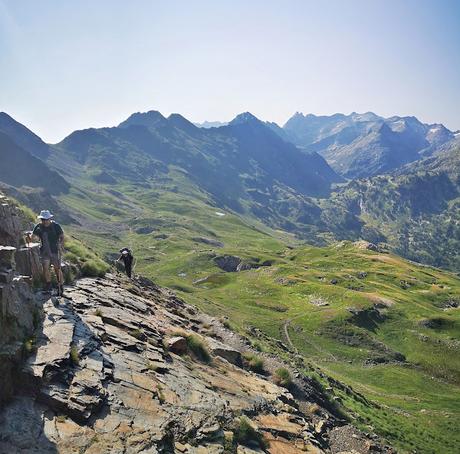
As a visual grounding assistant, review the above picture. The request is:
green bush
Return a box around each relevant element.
[186,334,211,363]
[273,367,292,388]
[64,237,109,277]
[251,340,264,352]
[242,352,265,373]
[70,345,80,365]
[81,259,108,277]
[233,416,269,450]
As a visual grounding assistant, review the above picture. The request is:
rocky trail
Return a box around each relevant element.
[0,193,396,453]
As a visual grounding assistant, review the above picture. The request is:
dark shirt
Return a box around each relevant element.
[120,253,133,267]
[32,222,63,254]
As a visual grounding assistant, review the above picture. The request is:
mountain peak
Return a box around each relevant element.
[167,113,197,131]
[118,110,167,129]
[229,112,261,126]
[0,112,16,123]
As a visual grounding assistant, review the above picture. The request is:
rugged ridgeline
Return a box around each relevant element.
[282,112,457,179]
[321,145,460,269]
[2,110,460,270]
[0,199,395,453]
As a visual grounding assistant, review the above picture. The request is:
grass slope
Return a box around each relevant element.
[59,176,460,454]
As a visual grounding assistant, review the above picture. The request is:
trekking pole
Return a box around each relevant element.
[23,230,34,276]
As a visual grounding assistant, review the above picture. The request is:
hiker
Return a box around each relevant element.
[28,210,65,296]
[117,247,134,278]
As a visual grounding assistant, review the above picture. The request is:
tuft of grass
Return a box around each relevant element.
[186,334,211,363]
[70,345,80,365]
[221,317,232,329]
[23,336,37,354]
[94,308,103,317]
[306,403,321,415]
[129,329,144,340]
[242,352,265,374]
[81,260,108,278]
[146,362,159,371]
[251,340,265,352]
[64,237,109,278]
[223,431,235,453]
[233,416,269,450]
[156,384,165,403]
[273,367,292,388]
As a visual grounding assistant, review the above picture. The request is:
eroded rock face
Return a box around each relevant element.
[0,194,23,246]
[0,275,306,452]
[0,194,39,406]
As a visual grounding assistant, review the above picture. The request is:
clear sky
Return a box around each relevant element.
[1,0,459,143]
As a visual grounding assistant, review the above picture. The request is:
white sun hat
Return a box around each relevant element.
[37,210,54,220]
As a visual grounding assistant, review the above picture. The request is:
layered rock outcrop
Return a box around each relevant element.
[0,272,394,453]
[0,194,40,406]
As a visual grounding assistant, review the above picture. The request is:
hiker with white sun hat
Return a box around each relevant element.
[28,210,65,296]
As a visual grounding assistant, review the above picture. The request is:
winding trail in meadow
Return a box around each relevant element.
[283,312,338,361]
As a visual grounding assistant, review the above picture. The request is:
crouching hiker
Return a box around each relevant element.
[117,247,134,278]
[28,210,65,296]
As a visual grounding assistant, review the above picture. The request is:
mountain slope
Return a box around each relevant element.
[0,131,69,195]
[61,183,460,454]
[0,194,397,454]
[54,110,341,226]
[0,114,459,453]
[0,112,51,159]
[282,112,455,178]
[321,145,460,269]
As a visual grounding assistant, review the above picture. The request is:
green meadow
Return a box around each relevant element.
[60,177,460,453]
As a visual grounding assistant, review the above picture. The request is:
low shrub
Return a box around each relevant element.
[70,345,80,365]
[186,334,211,363]
[242,352,264,373]
[129,329,144,340]
[273,367,292,388]
[81,259,108,277]
[64,237,109,278]
[233,416,269,450]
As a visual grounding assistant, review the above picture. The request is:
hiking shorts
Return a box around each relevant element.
[41,252,61,270]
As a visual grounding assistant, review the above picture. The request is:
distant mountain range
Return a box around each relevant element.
[194,120,228,129]
[54,110,341,225]
[281,111,457,179]
[0,109,459,269]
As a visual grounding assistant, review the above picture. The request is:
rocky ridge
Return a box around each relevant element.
[0,273,395,453]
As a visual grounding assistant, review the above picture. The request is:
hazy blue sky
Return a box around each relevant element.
[1,0,459,142]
